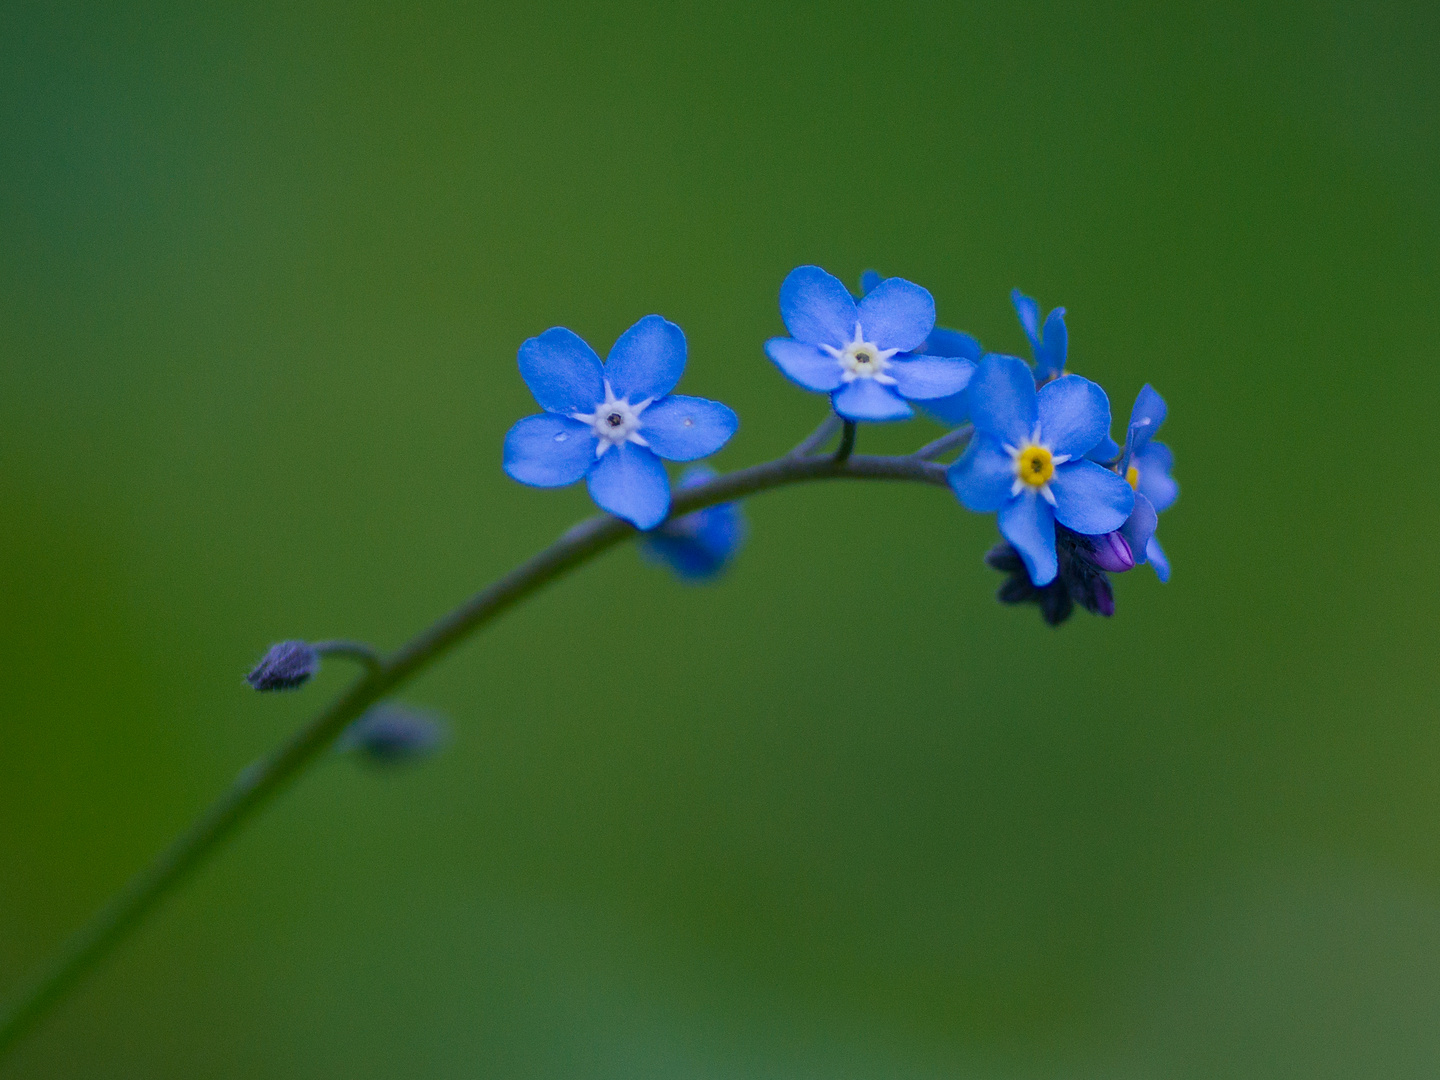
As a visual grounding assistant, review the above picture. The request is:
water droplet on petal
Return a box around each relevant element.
[554,432,569,442]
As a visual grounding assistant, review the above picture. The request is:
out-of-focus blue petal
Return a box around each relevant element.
[639,395,738,461]
[1132,441,1178,512]
[1011,288,1042,348]
[641,467,747,582]
[968,353,1039,445]
[1087,434,1121,463]
[1127,383,1168,453]
[832,378,914,421]
[503,414,598,487]
[765,338,844,392]
[1147,536,1171,582]
[1120,492,1158,564]
[518,327,605,414]
[1036,374,1111,458]
[888,356,974,400]
[856,277,935,352]
[1048,460,1134,534]
[604,314,687,402]
[923,327,984,361]
[586,442,671,530]
[779,265,857,348]
[1034,307,1068,379]
[999,494,1057,585]
[919,390,969,426]
[947,434,1015,512]
[859,269,883,296]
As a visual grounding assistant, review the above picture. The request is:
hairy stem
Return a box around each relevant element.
[834,420,857,463]
[0,451,947,1057]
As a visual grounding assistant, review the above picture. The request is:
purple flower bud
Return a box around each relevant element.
[1090,575,1115,617]
[246,640,319,691]
[340,704,447,763]
[1089,531,1134,574]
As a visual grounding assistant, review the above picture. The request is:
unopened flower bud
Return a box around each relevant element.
[1088,531,1134,574]
[246,640,319,691]
[340,704,447,763]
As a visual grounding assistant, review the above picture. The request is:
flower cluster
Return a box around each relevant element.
[502,266,1177,621]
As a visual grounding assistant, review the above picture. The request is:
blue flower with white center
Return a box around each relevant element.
[639,465,747,582]
[1119,383,1178,581]
[503,315,738,531]
[764,265,975,423]
[1012,288,1068,384]
[947,353,1135,585]
[860,269,983,425]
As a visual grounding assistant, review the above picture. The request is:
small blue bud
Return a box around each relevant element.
[340,704,447,763]
[246,640,319,691]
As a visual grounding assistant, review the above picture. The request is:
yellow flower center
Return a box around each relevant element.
[1016,445,1055,488]
[1125,465,1140,489]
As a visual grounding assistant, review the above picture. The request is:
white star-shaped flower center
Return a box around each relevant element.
[822,323,900,384]
[1003,426,1071,507]
[572,379,654,459]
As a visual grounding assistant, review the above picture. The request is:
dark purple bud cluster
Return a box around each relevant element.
[985,527,1131,626]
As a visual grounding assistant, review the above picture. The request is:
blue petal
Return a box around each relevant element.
[586,442,671,530]
[641,466,747,582]
[947,433,1014,512]
[1036,374,1111,459]
[888,356,974,400]
[1086,434,1121,463]
[859,269,883,296]
[1127,383,1168,453]
[1120,491,1158,564]
[517,327,605,414]
[832,378,914,422]
[923,327,984,361]
[1132,441,1178,512]
[919,389,970,426]
[999,494,1057,585]
[502,414,598,487]
[765,338,843,392]
[856,277,935,352]
[1034,307,1067,379]
[1147,536,1171,582]
[1048,460,1134,534]
[779,265,857,348]
[605,314,687,402]
[639,395,738,461]
[967,353,1038,445]
[1011,289,1042,348]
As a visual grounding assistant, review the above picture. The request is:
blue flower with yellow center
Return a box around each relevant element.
[1119,383,1177,580]
[947,353,1135,585]
[503,315,738,531]
[764,265,975,422]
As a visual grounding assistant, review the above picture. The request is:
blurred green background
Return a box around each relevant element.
[2,0,1438,1075]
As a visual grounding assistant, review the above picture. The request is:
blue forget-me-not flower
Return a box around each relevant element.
[503,315,738,531]
[948,353,1135,585]
[1012,288,1068,384]
[639,465,747,582]
[860,269,982,426]
[1119,383,1177,581]
[765,266,975,423]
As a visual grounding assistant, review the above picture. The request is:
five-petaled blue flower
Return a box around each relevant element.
[639,465,747,582]
[503,315,738,531]
[1012,288,1068,384]
[765,265,974,423]
[948,353,1135,585]
[1119,383,1177,581]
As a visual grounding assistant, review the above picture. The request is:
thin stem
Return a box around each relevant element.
[912,424,973,462]
[834,420,857,463]
[787,412,841,457]
[0,450,948,1058]
[311,639,382,673]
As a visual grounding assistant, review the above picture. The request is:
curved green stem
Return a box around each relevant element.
[0,450,947,1058]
